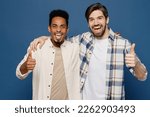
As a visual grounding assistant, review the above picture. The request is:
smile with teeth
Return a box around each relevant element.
[56,33,62,38]
[94,27,100,30]
[93,26,102,30]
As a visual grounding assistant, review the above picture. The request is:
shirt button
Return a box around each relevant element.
[48,85,50,87]
[50,74,52,76]
[53,52,55,54]
[47,96,49,99]
[51,63,53,65]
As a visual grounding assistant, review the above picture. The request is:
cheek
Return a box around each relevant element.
[49,29,55,33]
[62,29,68,34]
[101,20,107,25]
[88,22,93,27]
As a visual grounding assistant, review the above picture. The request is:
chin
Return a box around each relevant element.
[93,33,101,37]
[55,39,61,42]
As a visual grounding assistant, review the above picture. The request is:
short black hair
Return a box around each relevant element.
[49,9,69,26]
[85,3,108,21]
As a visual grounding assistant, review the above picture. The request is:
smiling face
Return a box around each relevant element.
[48,16,68,47]
[88,10,109,38]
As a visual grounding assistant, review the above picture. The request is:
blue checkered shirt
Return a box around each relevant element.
[70,28,146,100]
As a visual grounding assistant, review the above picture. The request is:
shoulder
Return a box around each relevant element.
[33,38,51,54]
[109,29,131,45]
[63,40,79,53]
[40,37,52,48]
[115,36,131,45]
[81,31,91,36]
[64,40,79,48]
[81,31,92,39]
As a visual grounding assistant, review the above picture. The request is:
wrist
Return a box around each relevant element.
[134,57,140,68]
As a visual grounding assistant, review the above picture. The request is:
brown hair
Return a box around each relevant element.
[85,3,108,21]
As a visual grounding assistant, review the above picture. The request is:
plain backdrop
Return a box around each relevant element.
[0,0,149,100]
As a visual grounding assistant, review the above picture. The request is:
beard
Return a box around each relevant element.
[91,24,107,38]
[51,38,64,48]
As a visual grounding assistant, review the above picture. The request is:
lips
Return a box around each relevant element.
[93,27,100,30]
[55,33,62,39]
[92,25,102,30]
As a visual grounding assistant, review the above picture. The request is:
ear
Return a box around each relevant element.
[106,17,109,24]
[48,26,51,33]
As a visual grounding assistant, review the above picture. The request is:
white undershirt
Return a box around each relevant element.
[83,38,108,100]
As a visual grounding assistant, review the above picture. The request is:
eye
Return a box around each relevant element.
[62,25,67,28]
[89,18,94,22]
[51,24,57,28]
[97,16,103,20]
[60,25,67,29]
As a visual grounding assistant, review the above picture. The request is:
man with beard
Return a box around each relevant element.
[29,3,147,100]
[16,9,80,100]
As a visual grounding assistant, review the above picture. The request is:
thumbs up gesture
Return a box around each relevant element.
[125,43,137,67]
[26,51,36,71]
[20,51,36,75]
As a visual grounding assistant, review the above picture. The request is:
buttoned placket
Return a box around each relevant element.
[47,45,55,99]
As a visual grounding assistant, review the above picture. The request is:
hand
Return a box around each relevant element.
[29,36,48,52]
[115,32,121,36]
[20,51,36,75]
[115,32,121,39]
[125,43,137,67]
[26,51,36,71]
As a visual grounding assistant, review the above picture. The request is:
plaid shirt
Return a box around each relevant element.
[71,28,146,100]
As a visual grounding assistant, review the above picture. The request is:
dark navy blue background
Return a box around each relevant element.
[0,0,149,99]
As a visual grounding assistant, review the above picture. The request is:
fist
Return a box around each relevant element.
[125,43,137,67]
[26,51,36,71]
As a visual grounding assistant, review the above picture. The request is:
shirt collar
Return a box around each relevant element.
[108,28,116,41]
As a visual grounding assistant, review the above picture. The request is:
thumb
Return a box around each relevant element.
[130,43,135,54]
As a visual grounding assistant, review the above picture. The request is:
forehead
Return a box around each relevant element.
[51,16,66,24]
[89,10,104,18]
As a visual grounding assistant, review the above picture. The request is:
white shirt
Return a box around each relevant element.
[16,37,81,100]
[83,38,108,100]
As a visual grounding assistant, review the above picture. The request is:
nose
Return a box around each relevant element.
[94,19,99,25]
[56,26,61,32]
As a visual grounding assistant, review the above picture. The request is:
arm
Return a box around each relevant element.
[69,35,81,43]
[29,35,81,50]
[29,36,48,51]
[70,32,95,43]
[16,49,36,80]
[133,57,147,80]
